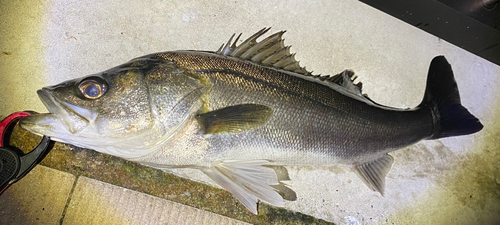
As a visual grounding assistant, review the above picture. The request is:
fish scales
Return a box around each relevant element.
[19,28,483,214]
[152,51,435,163]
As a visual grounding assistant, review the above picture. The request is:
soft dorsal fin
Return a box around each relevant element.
[312,70,363,97]
[216,27,309,75]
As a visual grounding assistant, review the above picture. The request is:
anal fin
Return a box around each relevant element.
[201,160,284,214]
[353,154,394,196]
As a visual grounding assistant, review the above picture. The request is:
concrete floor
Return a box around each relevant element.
[1,0,499,224]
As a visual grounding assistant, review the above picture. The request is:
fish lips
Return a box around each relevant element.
[20,88,94,136]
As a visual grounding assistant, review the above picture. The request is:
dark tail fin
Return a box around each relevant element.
[418,56,483,139]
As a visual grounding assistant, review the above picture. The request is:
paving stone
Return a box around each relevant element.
[0,166,75,225]
[63,176,250,225]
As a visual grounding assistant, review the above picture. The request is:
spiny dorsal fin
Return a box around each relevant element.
[216,27,309,75]
[216,29,377,104]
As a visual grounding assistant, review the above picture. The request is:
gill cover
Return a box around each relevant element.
[21,57,209,159]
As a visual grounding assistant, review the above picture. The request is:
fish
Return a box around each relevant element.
[20,28,483,214]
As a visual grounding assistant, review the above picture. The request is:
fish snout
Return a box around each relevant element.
[31,88,92,134]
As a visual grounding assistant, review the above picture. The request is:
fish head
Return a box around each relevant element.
[20,63,162,158]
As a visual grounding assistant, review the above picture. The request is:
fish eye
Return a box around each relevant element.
[78,78,107,99]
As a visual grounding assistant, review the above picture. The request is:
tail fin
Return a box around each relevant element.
[418,56,483,139]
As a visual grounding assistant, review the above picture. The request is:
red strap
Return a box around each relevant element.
[0,112,31,147]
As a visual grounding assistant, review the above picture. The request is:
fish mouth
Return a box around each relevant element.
[20,88,95,136]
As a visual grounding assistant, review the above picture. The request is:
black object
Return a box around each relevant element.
[360,0,500,66]
[0,112,51,195]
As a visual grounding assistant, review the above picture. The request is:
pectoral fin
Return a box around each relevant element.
[201,160,283,214]
[195,104,273,134]
[353,154,394,196]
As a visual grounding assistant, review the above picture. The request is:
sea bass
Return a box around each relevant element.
[20,28,483,214]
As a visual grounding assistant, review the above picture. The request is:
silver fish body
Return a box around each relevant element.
[137,51,432,165]
[20,28,483,214]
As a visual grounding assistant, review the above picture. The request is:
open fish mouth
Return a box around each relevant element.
[20,88,94,136]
